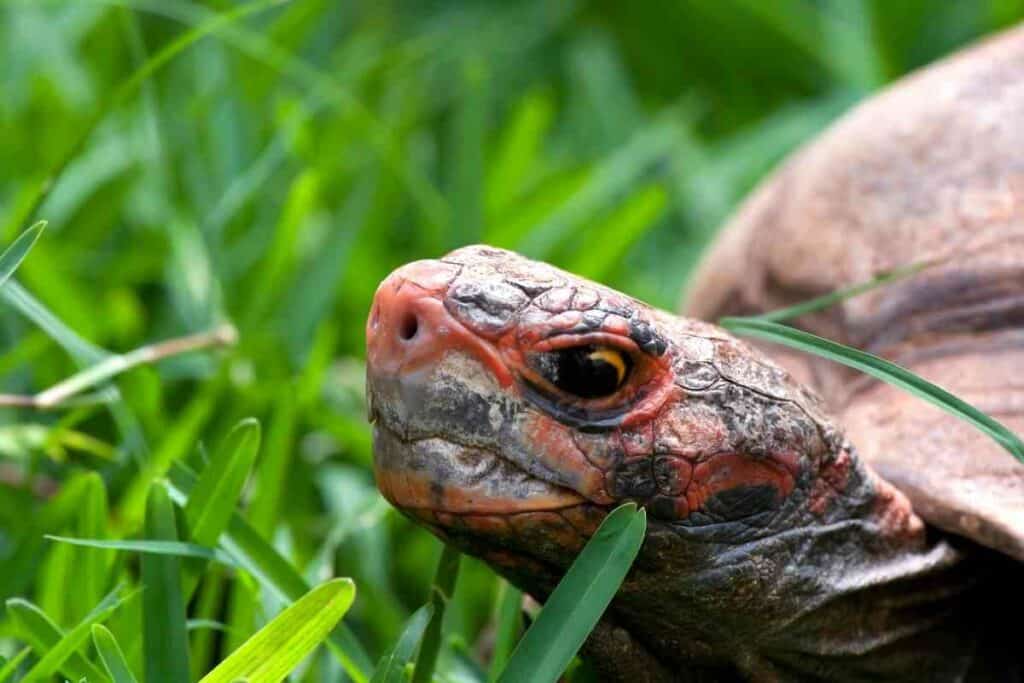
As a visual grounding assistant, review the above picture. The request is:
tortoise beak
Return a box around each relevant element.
[366,259,514,387]
[366,259,461,379]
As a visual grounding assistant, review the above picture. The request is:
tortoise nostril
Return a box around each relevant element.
[398,312,419,341]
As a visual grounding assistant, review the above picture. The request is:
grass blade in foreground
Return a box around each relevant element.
[21,585,135,682]
[142,484,191,683]
[198,578,355,683]
[5,599,108,682]
[0,648,30,683]
[498,503,647,683]
[487,582,523,682]
[0,221,45,289]
[371,604,434,683]
[92,625,139,683]
[186,417,261,546]
[166,462,374,682]
[719,317,1024,462]
[411,545,461,683]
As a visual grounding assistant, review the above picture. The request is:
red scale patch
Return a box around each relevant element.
[684,453,796,517]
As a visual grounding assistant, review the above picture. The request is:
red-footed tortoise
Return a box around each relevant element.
[365,25,1024,682]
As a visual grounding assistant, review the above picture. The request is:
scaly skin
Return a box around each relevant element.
[366,245,1010,682]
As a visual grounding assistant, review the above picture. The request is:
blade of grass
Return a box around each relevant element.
[198,578,356,683]
[22,585,137,682]
[122,373,227,524]
[5,599,109,682]
[0,647,31,683]
[0,221,45,289]
[371,604,434,683]
[562,183,667,281]
[485,89,556,218]
[187,619,235,634]
[73,472,110,626]
[107,0,448,232]
[142,483,191,683]
[0,280,149,461]
[487,582,523,683]
[497,503,646,683]
[92,624,139,683]
[752,260,934,323]
[248,393,296,535]
[165,461,374,682]
[6,0,288,232]
[0,324,237,410]
[447,58,489,246]
[46,535,239,565]
[411,545,461,683]
[185,417,260,546]
[242,170,319,325]
[719,317,1024,462]
[190,566,229,680]
[511,114,682,259]
[0,280,109,365]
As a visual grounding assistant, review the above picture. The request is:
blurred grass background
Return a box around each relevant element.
[0,0,1022,680]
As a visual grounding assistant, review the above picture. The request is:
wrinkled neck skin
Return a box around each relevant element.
[588,454,982,683]
[366,247,992,683]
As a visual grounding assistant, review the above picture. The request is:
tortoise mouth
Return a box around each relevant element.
[372,420,587,515]
[372,420,610,581]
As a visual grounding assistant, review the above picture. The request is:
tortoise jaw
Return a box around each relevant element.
[372,421,587,516]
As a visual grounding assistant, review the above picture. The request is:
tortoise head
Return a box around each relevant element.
[365,246,875,595]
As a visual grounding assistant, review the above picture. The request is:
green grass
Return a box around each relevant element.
[0,1,1021,681]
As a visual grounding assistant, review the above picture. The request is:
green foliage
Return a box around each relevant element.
[0,1,1018,681]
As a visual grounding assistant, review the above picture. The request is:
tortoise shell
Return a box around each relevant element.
[686,25,1024,561]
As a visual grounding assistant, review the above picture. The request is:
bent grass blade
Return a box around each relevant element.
[0,221,45,289]
[751,260,933,323]
[719,317,1024,463]
[92,625,140,683]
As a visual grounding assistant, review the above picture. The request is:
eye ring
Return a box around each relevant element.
[529,344,633,400]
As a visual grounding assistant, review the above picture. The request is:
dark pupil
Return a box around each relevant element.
[543,346,629,399]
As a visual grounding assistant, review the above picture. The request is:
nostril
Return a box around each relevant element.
[398,312,419,341]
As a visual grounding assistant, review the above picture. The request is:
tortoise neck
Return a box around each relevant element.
[609,447,990,681]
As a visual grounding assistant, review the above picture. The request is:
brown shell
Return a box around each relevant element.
[685,26,1024,560]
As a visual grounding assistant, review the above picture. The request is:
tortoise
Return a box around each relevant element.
[365,25,1024,682]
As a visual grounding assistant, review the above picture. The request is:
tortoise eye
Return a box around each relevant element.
[533,345,633,399]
